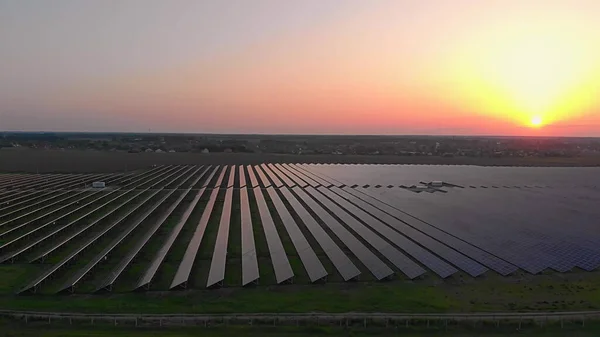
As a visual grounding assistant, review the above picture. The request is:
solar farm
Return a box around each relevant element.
[1,163,599,295]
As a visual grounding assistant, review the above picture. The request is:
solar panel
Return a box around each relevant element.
[0,191,124,264]
[206,187,234,288]
[357,188,517,275]
[266,187,327,282]
[213,166,227,188]
[110,165,172,190]
[16,163,600,293]
[136,167,211,290]
[240,187,259,286]
[9,173,89,190]
[268,164,295,187]
[254,165,272,188]
[301,164,350,187]
[0,190,91,236]
[50,172,118,189]
[0,190,72,219]
[201,165,220,188]
[246,165,259,187]
[35,173,115,190]
[323,187,460,278]
[273,164,306,187]
[18,173,93,188]
[292,164,336,187]
[0,191,54,211]
[0,190,116,253]
[27,166,187,264]
[51,166,192,294]
[96,166,202,292]
[282,164,319,187]
[21,206,122,292]
[390,188,550,274]
[293,186,395,280]
[0,174,42,188]
[227,165,235,188]
[279,188,359,281]
[253,187,294,284]
[0,191,28,205]
[0,190,37,205]
[239,166,247,188]
[0,174,61,189]
[451,188,600,272]
[170,186,220,289]
[337,187,487,277]
[260,164,283,187]
[307,187,421,279]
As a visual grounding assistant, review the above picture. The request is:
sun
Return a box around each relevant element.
[447,26,600,129]
[530,116,543,128]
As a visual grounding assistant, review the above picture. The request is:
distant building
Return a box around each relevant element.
[155,149,164,153]
[223,148,232,153]
[201,148,209,154]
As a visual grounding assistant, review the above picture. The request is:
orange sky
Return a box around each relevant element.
[1,1,600,135]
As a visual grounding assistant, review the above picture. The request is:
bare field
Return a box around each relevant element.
[2,149,600,173]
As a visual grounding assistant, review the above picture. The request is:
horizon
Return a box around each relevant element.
[2,1,600,136]
[3,130,600,140]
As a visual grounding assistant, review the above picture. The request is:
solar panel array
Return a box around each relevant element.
[1,163,599,294]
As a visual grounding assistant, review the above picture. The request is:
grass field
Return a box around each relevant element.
[1,264,600,314]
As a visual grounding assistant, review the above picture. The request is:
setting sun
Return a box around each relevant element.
[446,17,600,133]
[530,116,543,127]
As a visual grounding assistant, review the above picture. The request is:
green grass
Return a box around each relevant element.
[0,281,453,314]
[0,264,44,293]
[3,267,600,314]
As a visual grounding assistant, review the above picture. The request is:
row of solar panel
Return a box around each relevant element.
[2,163,599,295]
[300,164,600,188]
[368,187,600,274]
[0,164,500,295]
[0,163,327,192]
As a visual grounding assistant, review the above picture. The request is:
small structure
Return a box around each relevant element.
[406,185,428,193]
[201,148,209,154]
[430,181,444,187]
[92,181,106,188]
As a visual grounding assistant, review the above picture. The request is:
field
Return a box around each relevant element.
[2,149,600,173]
[0,163,599,318]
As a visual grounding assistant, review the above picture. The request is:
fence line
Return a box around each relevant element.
[2,309,600,328]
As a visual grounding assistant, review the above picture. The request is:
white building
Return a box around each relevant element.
[92,181,106,188]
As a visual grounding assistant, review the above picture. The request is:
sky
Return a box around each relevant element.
[1,0,600,136]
